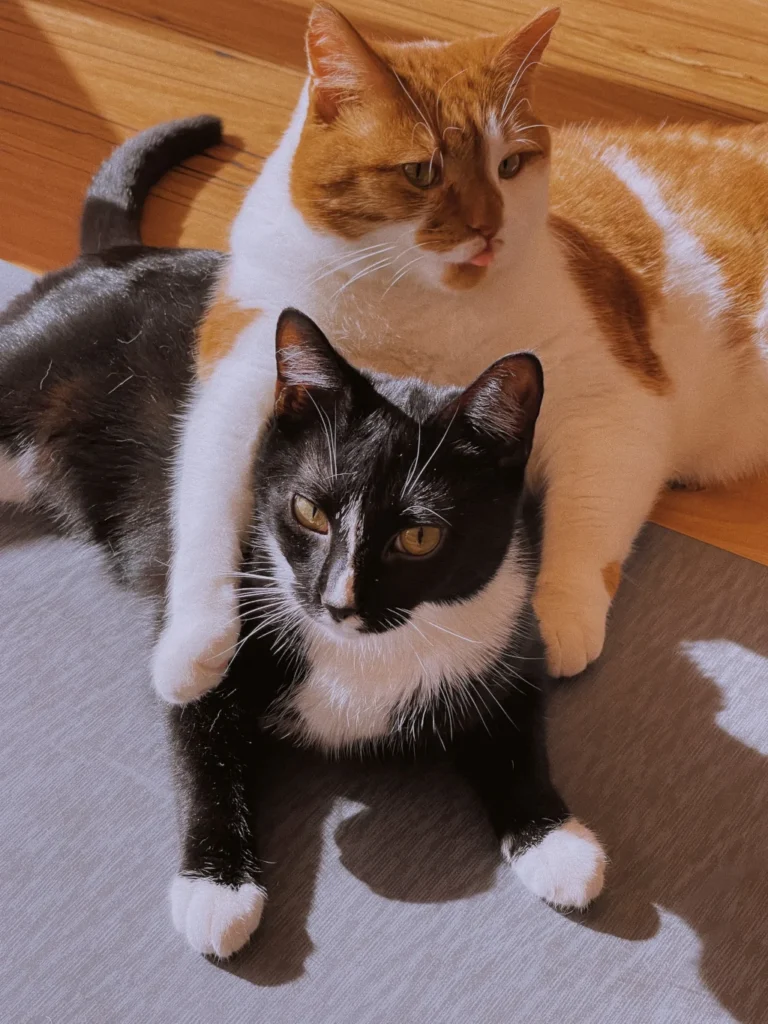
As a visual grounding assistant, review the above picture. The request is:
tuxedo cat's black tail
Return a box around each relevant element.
[80,115,223,255]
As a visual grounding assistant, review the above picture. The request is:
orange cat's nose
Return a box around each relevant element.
[472,223,497,241]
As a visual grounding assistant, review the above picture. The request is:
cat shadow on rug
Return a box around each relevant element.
[222,744,500,987]
[551,527,768,1024]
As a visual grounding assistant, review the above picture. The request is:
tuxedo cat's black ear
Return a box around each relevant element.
[440,352,544,457]
[274,308,354,420]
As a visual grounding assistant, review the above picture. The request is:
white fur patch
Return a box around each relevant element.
[320,497,362,632]
[504,818,607,909]
[170,875,266,959]
[270,543,531,751]
[754,279,768,362]
[600,146,729,318]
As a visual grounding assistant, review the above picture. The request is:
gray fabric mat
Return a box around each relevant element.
[1,513,766,1024]
[0,262,34,306]
[1,262,766,1022]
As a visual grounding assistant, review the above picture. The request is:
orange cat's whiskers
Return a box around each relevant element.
[382,254,427,297]
[499,23,556,121]
[331,255,396,299]
[427,146,442,184]
[434,67,468,122]
[307,244,395,286]
[393,69,437,142]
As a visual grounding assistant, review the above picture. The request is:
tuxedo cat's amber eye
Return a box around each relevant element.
[402,161,440,189]
[292,495,329,535]
[395,525,443,557]
[499,153,523,179]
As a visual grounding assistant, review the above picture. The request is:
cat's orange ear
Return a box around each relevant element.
[492,7,560,90]
[306,4,396,123]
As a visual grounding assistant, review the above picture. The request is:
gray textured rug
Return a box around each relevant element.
[1,264,767,1023]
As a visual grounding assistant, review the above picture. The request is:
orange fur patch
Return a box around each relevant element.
[601,561,622,599]
[550,215,671,395]
[197,292,261,376]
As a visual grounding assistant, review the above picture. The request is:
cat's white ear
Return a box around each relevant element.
[492,7,559,89]
[274,308,350,419]
[306,4,396,122]
[447,352,544,450]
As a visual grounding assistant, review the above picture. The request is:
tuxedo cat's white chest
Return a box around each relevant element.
[269,550,530,752]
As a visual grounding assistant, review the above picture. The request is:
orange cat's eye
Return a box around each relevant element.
[394,525,443,557]
[402,161,441,189]
[498,153,523,179]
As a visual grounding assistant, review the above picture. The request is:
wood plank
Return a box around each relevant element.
[654,477,768,568]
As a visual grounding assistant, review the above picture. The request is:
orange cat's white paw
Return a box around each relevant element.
[533,573,610,678]
[504,818,606,909]
[171,875,266,959]
[152,596,239,704]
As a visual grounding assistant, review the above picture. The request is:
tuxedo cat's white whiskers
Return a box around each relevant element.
[303,388,337,478]
[414,615,481,645]
[476,677,519,730]
[401,422,422,497]
[226,570,280,582]
[402,615,435,649]
[403,407,458,497]
[332,403,338,480]
[460,680,493,735]
[402,503,451,526]
[239,597,287,615]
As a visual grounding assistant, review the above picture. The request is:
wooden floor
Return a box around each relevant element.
[2,0,768,564]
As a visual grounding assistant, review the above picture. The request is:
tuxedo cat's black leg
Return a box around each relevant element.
[453,680,607,910]
[168,669,267,959]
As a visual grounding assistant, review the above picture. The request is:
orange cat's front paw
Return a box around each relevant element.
[533,573,611,678]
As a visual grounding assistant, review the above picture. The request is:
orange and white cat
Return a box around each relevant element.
[153,4,768,703]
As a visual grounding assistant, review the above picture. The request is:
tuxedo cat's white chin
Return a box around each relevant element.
[316,613,365,640]
[503,818,607,910]
[170,875,266,959]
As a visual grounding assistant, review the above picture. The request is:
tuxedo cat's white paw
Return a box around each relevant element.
[504,818,606,909]
[152,598,239,704]
[533,572,611,678]
[170,875,266,959]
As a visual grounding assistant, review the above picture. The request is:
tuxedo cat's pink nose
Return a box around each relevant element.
[325,603,357,623]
